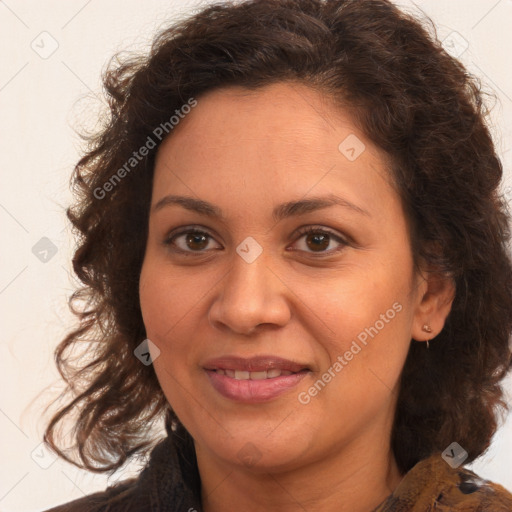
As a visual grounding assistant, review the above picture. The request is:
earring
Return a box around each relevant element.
[422,324,432,349]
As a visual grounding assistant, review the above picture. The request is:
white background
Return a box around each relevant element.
[1,1,511,510]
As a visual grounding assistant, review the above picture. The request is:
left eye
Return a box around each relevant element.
[164,226,347,256]
[291,226,348,255]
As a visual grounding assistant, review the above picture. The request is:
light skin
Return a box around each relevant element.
[139,81,455,512]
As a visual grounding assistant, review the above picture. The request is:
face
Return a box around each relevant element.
[139,82,434,473]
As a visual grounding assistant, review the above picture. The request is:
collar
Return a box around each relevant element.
[135,417,203,512]
[137,420,512,512]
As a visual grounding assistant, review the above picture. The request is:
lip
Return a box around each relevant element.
[202,355,312,403]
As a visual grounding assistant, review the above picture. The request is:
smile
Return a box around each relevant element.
[212,368,296,379]
[202,355,312,402]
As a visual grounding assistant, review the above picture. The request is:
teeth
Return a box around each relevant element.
[214,368,297,379]
[250,371,268,380]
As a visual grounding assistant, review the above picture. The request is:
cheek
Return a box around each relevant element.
[139,262,196,409]
[139,267,186,374]
[139,259,212,380]
[139,258,198,340]
[303,290,411,420]
[139,264,167,338]
[314,269,409,333]
[305,259,413,380]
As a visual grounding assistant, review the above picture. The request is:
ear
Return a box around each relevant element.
[411,269,455,342]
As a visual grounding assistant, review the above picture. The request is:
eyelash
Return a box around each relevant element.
[163,225,349,257]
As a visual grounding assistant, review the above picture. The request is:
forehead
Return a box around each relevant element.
[157,82,355,161]
[152,82,397,220]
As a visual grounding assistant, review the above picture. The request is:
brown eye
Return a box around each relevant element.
[305,232,330,252]
[292,226,348,256]
[164,225,347,257]
[164,228,221,254]
[184,232,209,251]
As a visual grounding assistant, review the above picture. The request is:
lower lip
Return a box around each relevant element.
[205,369,310,403]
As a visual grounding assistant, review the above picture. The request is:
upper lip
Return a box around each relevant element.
[203,355,310,373]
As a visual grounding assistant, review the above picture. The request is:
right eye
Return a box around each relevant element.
[164,227,222,254]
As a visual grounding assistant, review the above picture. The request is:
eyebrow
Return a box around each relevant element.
[152,193,370,222]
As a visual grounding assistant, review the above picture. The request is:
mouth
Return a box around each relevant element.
[202,355,312,403]
[202,354,311,373]
[208,368,304,380]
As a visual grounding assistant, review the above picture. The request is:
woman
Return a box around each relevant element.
[42,0,512,510]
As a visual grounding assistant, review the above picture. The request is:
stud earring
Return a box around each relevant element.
[422,324,432,349]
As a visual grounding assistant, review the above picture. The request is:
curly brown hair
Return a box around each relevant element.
[42,0,512,476]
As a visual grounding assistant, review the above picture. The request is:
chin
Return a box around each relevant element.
[197,428,311,473]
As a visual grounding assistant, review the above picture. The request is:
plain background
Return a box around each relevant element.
[0,1,511,510]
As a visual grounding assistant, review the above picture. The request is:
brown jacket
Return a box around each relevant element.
[44,423,512,511]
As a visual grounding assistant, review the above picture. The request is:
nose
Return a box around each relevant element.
[208,249,292,336]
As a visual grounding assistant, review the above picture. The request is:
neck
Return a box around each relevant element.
[197,434,403,512]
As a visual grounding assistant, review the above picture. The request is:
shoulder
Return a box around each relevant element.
[41,425,201,512]
[374,452,512,511]
[41,477,150,512]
